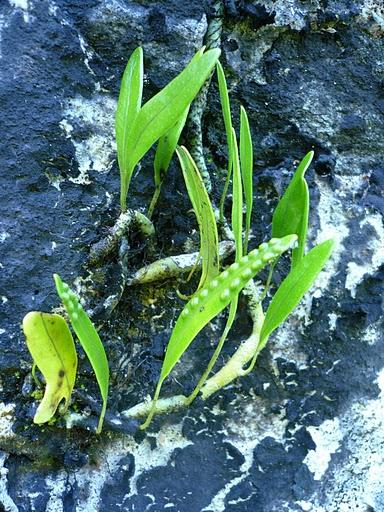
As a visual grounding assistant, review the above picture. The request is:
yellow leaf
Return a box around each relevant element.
[22,312,77,424]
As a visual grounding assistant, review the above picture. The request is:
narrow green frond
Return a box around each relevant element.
[260,239,334,348]
[176,146,220,293]
[272,151,313,268]
[148,108,189,217]
[116,47,144,211]
[217,61,234,223]
[240,106,253,254]
[54,274,109,434]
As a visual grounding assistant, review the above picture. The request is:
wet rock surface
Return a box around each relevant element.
[1,0,383,511]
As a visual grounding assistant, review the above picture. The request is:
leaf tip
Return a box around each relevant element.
[306,150,315,163]
[22,310,37,329]
[208,48,221,61]
[324,237,336,253]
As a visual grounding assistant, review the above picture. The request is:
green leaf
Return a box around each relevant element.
[22,312,77,424]
[154,46,205,198]
[141,234,297,429]
[186,130,243,402]
[177,146,219,292]
[220,128,243,361]
[272,151,313,267]
[231,128,243,260]
[121,47,220,210]
[217,62,233,162]
[259,239,334,348]
[154,107,189,188]
[116,47,143,211]
[240,106,253,254]
[217,61,234,222]
[54,274,109,433]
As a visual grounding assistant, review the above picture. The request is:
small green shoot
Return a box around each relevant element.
[117,47,221,211]
[54,274,109,434]
[240,106,253,254]
[141,234,297,429]
[177,146,220,294]
[22,312,77,424]
[272,151,313,268]
[231,128,243,260]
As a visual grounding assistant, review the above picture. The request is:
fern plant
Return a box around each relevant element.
[116,46,220,211]
[140,63,334,428]
[22,47,334,433]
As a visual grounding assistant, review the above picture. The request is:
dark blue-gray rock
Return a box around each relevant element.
[1,0,383,511]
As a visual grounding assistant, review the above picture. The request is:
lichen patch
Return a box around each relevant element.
[0,403,15,439]
[345,212,384,298]
[9,0,31,23]
[309,362,384,510]
[0,452,18,512]
[44,422,192,511]
[61,95,116,185]
[303,418,343,481]
[202,394,288,512]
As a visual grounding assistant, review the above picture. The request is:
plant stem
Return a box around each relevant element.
[147,185,162,219]
[259,260,276,303]
[126,240,234,286]
[186,0,223,192]
[122,395,188,419]
[140,380,162,429]
[96,399,107,434]
[200,280,264,399]
[88,210,155,266]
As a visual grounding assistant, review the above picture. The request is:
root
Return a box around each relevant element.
[126,240,234,286]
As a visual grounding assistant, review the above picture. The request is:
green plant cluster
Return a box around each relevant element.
[22,47,334,433]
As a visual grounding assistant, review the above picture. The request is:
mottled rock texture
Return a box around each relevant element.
[0,0,383,511]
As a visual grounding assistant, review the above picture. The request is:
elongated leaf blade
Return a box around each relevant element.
[217,61,233,163]
[54,274,109,433]
[122,48,220,207]
[154,107,189,188]
[231,128,243,260]
[217,61,234,220]
[23,312,77,424]
[240,106,253,254]
[160,235,296,384]
[151,47,205,191]
[212,130,243,377]
[116,47,143,210]
[272,151,313,267]
[187,132,243,399]
[260,239,334,347]
[177,146,219,292]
